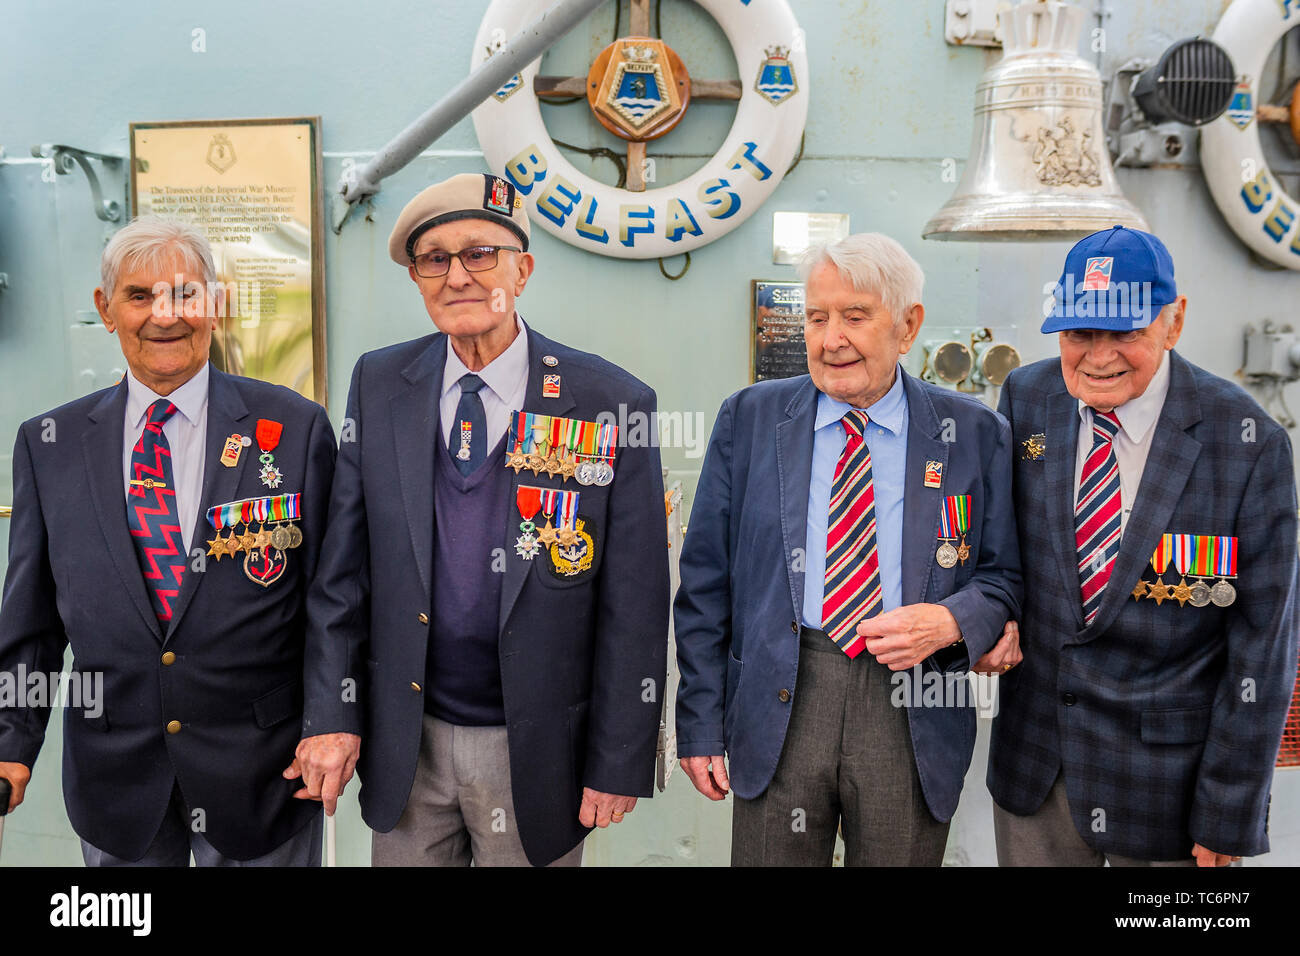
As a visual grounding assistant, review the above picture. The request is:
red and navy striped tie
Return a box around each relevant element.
[822,410,882,658]
[1076,409,1122,625]
[127,399,187,625]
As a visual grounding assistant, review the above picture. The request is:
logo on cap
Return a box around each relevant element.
[1082,256,1113,291]
[486,177,512,216]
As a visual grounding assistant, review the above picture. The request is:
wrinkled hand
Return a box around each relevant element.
[972,620,1024,674]
[680,755,730,801]
[284,733,361,815]
[1192,843,1241,867]
[0,761,31,813]
[857,604,962,671]
[578,788,638,828]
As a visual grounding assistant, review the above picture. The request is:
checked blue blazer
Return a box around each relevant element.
[988,351,1300,860]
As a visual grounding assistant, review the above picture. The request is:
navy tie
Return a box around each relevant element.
[450,374,487,476]
[127,399,187,625]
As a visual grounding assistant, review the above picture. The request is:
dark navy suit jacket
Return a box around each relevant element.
[0,366,336,860]
[303,324,670,867]
[989,352,1300,859]
[674,370,1022,822]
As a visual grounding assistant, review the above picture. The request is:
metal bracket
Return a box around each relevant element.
[944,0,1010,48]
[30,143,123,222]
[332,0,606,234]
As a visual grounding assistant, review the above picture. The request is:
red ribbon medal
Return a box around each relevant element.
[256,419,284,489]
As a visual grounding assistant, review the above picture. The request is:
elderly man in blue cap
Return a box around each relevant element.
[981,225,1299,866]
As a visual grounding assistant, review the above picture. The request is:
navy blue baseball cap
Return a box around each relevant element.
[1042,225,1178,332]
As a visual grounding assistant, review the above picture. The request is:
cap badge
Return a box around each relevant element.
[486,176,513,216]
[1082,256,1113,291]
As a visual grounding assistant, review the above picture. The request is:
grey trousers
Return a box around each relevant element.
[994,774,1197,867]
[731,627,951,867]
[81,782,323,867]
[372,714,584,867]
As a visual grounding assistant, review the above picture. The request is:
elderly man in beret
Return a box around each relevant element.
[295,172,670,866]
[985,225,1300,866]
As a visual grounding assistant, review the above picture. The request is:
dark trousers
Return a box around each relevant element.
[731,627,950,866]
[81,782,323,867]
[994,774,1197,867]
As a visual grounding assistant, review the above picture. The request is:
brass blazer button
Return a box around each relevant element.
[778,689,791,703]
[410,682,422,693]
[161,651,176,666]
[418,613,429,625]
[790,620,798,635]
[166,720,182,734]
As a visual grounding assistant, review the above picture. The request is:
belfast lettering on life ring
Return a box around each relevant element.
[471,0,809,259]
[1200,0,1300,270]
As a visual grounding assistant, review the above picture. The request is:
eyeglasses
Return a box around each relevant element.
[1062,329,1145,346]
[411,245,522,277]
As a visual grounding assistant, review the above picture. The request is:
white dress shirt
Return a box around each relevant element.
[1073,350,1172,536]
[122,363,210,554]
[438,313,530,450]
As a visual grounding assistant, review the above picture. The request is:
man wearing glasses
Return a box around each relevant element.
[294,172,670,866]
[986,225,1299,866]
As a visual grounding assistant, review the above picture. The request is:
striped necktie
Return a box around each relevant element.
[1076,409,1122,625]
[127,399,187,625]
[822,409,881,658]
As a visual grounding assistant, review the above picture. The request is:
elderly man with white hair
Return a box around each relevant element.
[0,215,336,865]
[674,232,1022,866]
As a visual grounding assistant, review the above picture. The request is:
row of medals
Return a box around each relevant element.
[207,521,304,560]
[1133,574,1236,608]
[505,444,613,486]
[936,536,970,569]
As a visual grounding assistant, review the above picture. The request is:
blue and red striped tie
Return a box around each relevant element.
[822,410,882,658]
[1076,409,1122,625]
[127,399,187,625]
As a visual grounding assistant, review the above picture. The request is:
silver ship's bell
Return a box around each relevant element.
[924,0,1148,241]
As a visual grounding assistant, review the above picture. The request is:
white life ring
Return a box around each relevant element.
[1200,0,1300,270]
[471,0,809,260]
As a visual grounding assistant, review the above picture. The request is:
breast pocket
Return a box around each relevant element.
[534,510,604,588]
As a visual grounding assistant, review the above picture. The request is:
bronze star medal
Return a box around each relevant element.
[207,535,228,561]
[254,523,273,551]
[1171,578,1194,607]
[1147,576,1173,606]
[1131,578,1149,601]
[1146,534,1174,606]
[536,519,559,547]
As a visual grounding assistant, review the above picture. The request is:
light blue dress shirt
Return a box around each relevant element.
[801,366,909,629]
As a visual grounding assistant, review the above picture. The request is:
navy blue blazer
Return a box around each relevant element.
[674,370,1022,821]
[302,324,670,867]
[988,352,1300,859]
[0,366,336,860]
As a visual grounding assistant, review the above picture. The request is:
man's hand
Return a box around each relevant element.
[972,620,1024,674]
[285,733,361,816]
[0,762,31,813]
[578,788,638,828]
[680,755,730,800]
[857,604,962,671]
[1192,843,1241,867]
